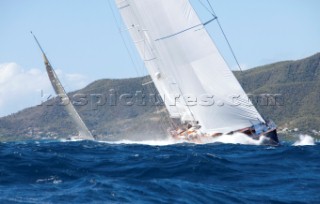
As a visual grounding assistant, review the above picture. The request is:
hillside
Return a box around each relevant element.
[235,53,320,132]
[0,53,319,141]
[0,77,168,141]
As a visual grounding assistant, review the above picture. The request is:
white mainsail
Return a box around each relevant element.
[115,0,264,134]
[115,0,189,119]
[32,33,94,140]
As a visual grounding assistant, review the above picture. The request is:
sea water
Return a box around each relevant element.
[0,135,319,203]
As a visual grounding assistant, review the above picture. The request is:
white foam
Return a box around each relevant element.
[59,138,87,142]
[206,133,268,145]
[293,135,316,146]
[97,133,268,146]
[97,138,180,146]
[36,176,62,184]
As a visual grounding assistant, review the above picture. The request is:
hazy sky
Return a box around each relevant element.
[0,0,319,116]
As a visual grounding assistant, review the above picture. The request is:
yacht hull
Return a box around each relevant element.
[170,126,279,145]
[264,129,279,145]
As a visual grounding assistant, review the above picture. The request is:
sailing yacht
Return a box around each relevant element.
[31,32,94,141]
[114,0,279,144]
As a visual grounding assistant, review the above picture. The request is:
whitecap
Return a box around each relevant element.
[97,138,179,146]
[205,133,269,145]
[95,133,270,146]
[293,135,315,146]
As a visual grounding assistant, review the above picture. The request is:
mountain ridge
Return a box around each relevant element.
[0,53,319,141]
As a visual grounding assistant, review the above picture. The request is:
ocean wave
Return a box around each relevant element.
[0,140,319,203]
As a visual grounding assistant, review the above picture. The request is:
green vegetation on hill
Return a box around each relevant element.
[0,53,319,141]
[235,53,320,131]
[0,77,169,141]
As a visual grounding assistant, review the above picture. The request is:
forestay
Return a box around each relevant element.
[115,0,264,134]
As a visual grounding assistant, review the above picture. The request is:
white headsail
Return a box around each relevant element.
[115,0,264,134]
[32,33,94,140]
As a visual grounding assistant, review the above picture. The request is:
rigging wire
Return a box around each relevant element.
[125,2,173,131]
[108,0,173,132]
[198,0,243,72]
[133,4,198,125]
[107,0,142,77]
[124,1,189,130]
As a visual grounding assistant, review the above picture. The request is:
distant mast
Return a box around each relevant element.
[31,32,94,140]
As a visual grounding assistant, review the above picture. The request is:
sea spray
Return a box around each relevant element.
[62,133,318,146]
[97,133,270,146]
[207,133,269,145]
[99,138,179,146]
[293,135,316,146]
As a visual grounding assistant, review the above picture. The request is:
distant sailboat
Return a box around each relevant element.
[114,0,279,144]
[31,32,94,141]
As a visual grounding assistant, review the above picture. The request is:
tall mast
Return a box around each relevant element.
[31,32,94,140]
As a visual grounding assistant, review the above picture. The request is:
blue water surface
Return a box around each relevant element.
[0,140,319,203]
